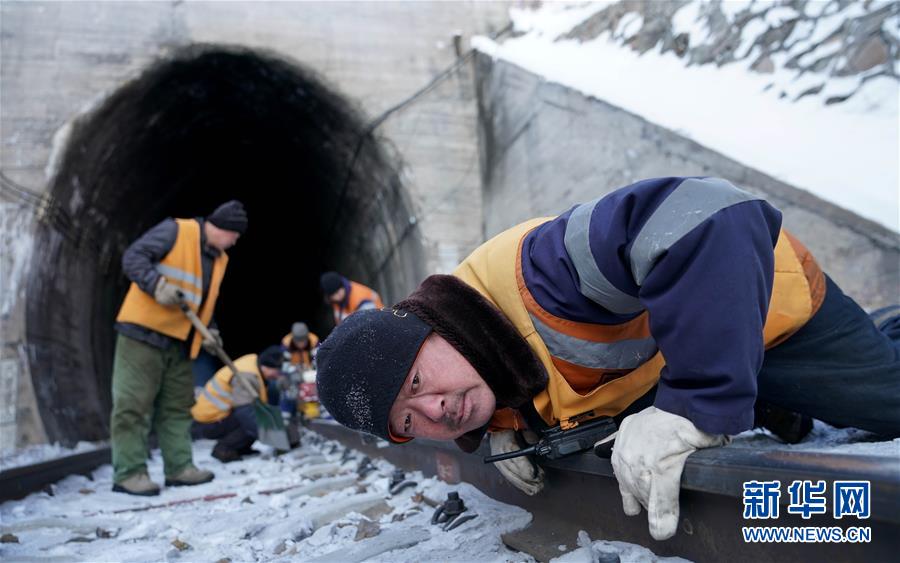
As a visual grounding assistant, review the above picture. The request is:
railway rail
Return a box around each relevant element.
[0,448,111,502]
[3,425,898,561]
[310,419,900,562]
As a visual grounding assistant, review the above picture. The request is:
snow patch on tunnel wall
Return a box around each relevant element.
[0,203,35,318]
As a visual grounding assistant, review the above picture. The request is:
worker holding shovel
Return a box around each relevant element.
[181,300,296,460]
[191,345,290,462]
[110,200,247,496]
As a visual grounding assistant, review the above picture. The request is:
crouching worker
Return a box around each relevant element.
[192,346,284,462]
[315,177,900,542]
[282,322,319,370]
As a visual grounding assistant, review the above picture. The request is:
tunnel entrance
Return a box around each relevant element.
[26,45,425,443]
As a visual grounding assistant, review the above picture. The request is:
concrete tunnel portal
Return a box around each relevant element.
[25,45,426,444]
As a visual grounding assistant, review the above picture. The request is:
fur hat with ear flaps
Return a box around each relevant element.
[316,274,548,453]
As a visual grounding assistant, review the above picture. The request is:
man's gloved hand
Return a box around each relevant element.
[611,406,729,540]
[231,371,259,406]
[489,429,545,496]
[202,328,224,354]
[153,277,182,306]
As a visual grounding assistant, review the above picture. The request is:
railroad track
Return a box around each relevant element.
[3,426,898,561]
[0,448,111,502]
[310,419,900,562]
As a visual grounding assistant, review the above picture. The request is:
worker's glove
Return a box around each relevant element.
[489,429,545,496]
[231,371,259,406]
[611,406,729,540]
[153,277,182,306]
[202,328,224,354]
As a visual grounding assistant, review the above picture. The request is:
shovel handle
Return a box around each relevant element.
[176,293,258,399]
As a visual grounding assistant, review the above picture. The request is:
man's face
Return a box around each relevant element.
[327,287,347,304]
[260,365,281,380]
[388,333,495,441]
[205,223,240,251]
[292,336,309,349]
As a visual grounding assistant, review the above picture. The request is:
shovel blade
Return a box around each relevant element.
[253,400,291,451]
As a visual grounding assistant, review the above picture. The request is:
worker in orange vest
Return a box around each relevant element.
[110,200,247,496]
[320,271,383,326]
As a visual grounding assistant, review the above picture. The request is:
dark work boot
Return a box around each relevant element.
[212,443,242,463]
[237,445,260,457]
[754,401,813,444]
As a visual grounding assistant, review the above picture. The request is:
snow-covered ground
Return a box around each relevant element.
[0,433,683,562]
[733,419,900,457]
[0,441,105,472]
[473,1,899,232]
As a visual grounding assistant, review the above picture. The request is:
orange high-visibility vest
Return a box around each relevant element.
[116,218,228,359]
[191,354,268,423]
[281,332,320,369]
[454,218,824,430]
[332,281,383,325]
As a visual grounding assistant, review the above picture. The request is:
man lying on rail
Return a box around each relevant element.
[314,177,900,541]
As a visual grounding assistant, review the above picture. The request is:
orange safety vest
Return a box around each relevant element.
[191,354,268,424]
[333,281,384,325]
[281,332,320,369]
[116,218,228,359]
[454,218,825,430]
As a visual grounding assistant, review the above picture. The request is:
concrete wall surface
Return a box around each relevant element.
[473,53,900,310]
[1,1,510,447]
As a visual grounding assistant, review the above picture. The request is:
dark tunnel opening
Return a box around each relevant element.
[25,45,426,444]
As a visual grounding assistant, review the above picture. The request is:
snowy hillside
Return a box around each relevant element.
[473,0,899,231]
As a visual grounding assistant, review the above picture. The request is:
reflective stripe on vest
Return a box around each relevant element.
[629,177,762,285]
[201,387,230,411]
[191,354,267,424]
[455,201,824,429]
[529,313,657,370]
[116,218,228,359]
[156,264,202,306]
[564,199,643,315]
[564,177,762,315]
[209,377,233,401]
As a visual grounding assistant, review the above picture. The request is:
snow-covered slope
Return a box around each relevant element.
[474,1,899,232]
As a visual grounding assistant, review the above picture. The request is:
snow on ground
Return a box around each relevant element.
[472,2,899,232]
[0,441,105,471]
[553,530,690,563]
[732,419,900,458]
[0,432,682,562]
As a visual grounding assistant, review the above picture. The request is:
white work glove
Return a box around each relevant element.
[153,276,182,306]
[489,429,545,496]
[231,371,260,407]
[202,328,224,354]
[611,406,729,540]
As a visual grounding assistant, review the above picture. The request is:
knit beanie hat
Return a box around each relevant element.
[316,307,431,442]
[291,322,310,341]
[257,345,284,369]
[207,200,248,234]
[320,271,345,295]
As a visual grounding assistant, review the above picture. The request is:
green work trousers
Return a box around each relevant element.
[110,334,194,482]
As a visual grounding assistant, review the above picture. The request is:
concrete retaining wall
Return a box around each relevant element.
[473,53,900,310]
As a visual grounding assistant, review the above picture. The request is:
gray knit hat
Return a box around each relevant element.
[291,322,310,341]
